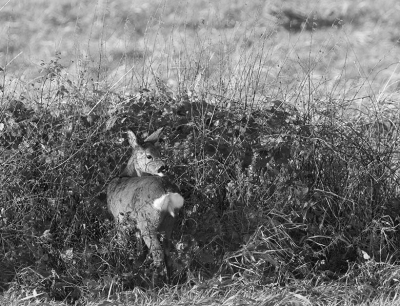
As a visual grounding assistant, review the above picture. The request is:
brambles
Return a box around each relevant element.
[1,61,400,302]
[1,0,400,304]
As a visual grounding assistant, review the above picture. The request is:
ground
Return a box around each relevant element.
[1,0,400,305]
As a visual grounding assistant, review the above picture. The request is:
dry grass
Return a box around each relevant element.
[1,0,399,99]
[1,0,400,305]
[2,280,400,306]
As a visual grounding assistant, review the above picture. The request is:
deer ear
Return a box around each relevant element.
[144,127,163,144]
[126,130,139,148]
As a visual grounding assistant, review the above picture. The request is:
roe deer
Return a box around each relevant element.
[107,128,184,278]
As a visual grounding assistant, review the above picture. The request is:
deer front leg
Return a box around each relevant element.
[141,227,167,286]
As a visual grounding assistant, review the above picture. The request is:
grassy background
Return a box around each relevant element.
[2,0,400,100]
[1,0,400,305]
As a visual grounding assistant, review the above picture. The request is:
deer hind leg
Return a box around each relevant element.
[141,228,164,265]
[157,213,176,280]
[164,239,173,280]
[161,228,173,280]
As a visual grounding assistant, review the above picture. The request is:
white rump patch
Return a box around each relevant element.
[153,193,184,217]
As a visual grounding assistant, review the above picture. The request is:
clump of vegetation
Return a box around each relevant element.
[1,0,400,305]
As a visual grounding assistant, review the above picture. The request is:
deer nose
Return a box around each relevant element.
[158,165,169,174]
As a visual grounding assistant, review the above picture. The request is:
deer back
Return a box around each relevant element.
[107,176,181,228]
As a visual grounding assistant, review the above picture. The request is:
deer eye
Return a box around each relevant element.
[146,155,153,160]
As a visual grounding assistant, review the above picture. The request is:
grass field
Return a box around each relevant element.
[1,0,400,305]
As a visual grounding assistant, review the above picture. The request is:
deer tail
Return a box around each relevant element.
[153,193,184,217]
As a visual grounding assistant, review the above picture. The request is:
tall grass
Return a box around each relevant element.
[1,0,400,305]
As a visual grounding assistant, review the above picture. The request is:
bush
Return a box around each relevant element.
[1,54,400,302]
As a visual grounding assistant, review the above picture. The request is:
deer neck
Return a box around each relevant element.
[120,155,140,177]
